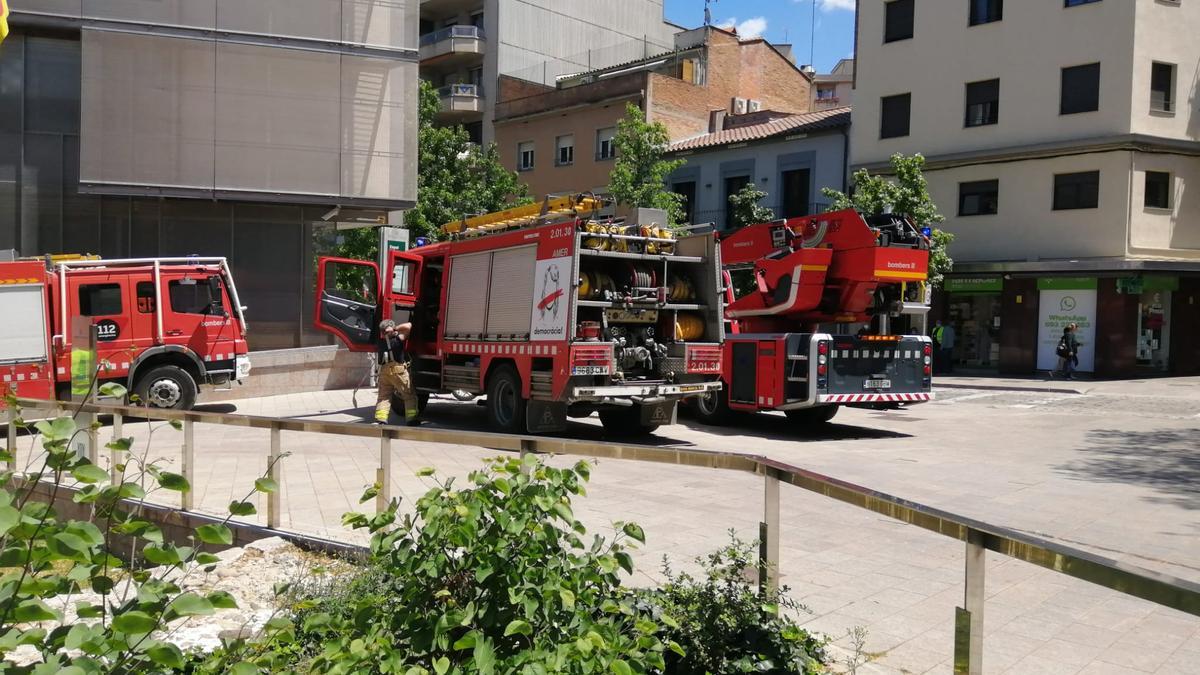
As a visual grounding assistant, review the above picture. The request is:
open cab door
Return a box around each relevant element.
[314,257,381,352]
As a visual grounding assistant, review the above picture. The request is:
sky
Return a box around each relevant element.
[662,0,857,73]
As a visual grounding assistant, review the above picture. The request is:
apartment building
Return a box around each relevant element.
[493,26,813,200]
[1,1,419,351]
[811,58,854,110]
[852,0,1200,377]
[418,0,678,144]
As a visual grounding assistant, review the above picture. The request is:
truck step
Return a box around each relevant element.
[787,355,808,361]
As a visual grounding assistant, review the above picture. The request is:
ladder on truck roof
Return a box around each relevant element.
[441,194,607,237]
[50,257,249,345]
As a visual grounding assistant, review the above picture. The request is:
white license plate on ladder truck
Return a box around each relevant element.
[864,379,892,389]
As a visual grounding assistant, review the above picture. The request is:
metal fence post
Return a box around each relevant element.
[760,469,781,597]
[954,529,986,675]
[5,407,16,471]
[376,432,392,513]
[109,412,123,483]
[181,419,194,511]
[267,422,281,529]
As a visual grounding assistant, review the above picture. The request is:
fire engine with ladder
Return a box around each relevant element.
[314,195,724,435]
[0,254,251,409]
[692,208,935,425]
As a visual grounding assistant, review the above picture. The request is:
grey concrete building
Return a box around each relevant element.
[419,0,679,144]
[1,1,419,351]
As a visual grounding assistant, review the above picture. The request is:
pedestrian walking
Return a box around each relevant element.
[1051,325,1080,380]
[932,320,956,374]
[374,319,421,426]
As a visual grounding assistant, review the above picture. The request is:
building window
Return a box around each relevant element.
[1060,63,1100,115]
[1064,0,1100,6]
[673,181,697,225]
[517,141,534,171]
[79,283,123,317]
[880,93,911,139]
[555,135,574,166]
[1053,171,1100,210]
[969,0,1002,25]
[1151,62,1175,113]
[724,175,750,230]
[1145,171,1171,209]
[965,79,999,127]
[884,0,915,43]
[958,180,999,216]
[816,86,838,101]
[596,127,616,160]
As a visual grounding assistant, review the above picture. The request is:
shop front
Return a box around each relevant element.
[940,266,1198,378]
[942,276,1004,372]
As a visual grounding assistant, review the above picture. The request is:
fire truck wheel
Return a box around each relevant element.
[692,387,732,425]
[134,366,197,411]
[485,365,526,433]
[784,405,839,425]
[598,408,659,436]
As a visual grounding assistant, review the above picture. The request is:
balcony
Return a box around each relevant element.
[419,25,486,66]
[437,83,485,119]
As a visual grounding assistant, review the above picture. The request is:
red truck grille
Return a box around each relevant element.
[685,345,722,374]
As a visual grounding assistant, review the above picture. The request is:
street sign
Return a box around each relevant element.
[381,227,410,254]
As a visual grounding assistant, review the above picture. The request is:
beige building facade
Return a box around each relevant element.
[852,0,1200,377]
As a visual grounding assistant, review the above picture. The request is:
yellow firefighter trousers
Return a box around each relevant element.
[375,361,418,423]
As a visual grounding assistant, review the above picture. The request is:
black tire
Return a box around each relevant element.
[485,365,526,433]
[598,407,660,436]
[784,405,838,425]
[692,384,732,426]
[133,365,198,411]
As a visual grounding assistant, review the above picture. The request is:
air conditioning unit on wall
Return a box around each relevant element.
[732,97,748,114]
[747,99,762,112]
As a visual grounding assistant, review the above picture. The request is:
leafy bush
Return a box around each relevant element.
[0,385,284,673]
[286,455,673,674]
[638,535,826,674]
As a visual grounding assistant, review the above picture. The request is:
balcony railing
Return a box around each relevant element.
[437,83,483,98]
[420,25,485,47]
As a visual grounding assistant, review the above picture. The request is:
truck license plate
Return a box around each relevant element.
[864,379,891,389]
[571,365,610,376]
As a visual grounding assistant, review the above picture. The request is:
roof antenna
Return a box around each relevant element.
[704,0,717,27]
[810,0,817,67]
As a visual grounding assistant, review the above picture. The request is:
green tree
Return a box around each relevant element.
[608,103,686,226]
[822,153,955,287]
[727,183,776,230]
[337,80,531,260]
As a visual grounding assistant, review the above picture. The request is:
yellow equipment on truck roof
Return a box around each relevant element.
[441,194,607,237]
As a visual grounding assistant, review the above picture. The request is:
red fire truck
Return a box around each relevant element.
[314,196,724,435]
[693,209,934,425]
[0,256,251,409]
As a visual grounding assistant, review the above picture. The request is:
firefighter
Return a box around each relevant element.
[375,319,421,426]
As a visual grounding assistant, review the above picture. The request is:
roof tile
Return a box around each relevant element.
[669,107,851,152]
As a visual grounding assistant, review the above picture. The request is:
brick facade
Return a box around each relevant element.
[649,30,810,140]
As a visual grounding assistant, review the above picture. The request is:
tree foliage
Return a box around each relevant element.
[337,80,531,261]
[727,183,776,231]
[822,153,955,287]
[608,104,686,226]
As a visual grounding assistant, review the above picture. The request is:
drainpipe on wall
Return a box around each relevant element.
[1126,150,1134,258]
[840,126,850,193]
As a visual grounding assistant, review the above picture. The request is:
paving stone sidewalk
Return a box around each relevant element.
[13,388,1198,674]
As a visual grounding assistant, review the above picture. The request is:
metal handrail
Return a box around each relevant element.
[437,83,483,98]
[420,25,486,47]
[8,396,1200,673]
